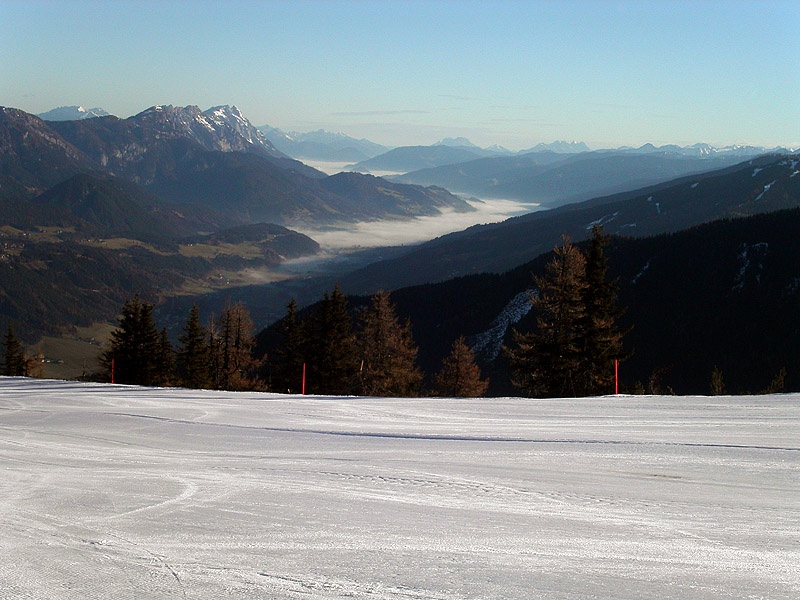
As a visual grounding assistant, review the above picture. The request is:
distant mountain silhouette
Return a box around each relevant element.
[1,105,469,228]
[394,151,758,205]
[260,126,389,162]
[338,154,800,292]
[38,106,111,121]
[346,145,487,173]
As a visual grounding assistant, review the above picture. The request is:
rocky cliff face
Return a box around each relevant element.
[130,104,285,158]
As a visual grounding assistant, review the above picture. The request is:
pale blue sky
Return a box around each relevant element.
[2,0,797,149]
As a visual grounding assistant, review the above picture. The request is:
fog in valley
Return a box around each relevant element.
[294,197,539,252]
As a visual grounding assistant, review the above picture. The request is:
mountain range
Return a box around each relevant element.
[257,167,800,396]
[334,154,800,293]
[0,104,470,340]
[37,105,111,121]
[259,126,389,163]
[1,105,469,226]
[392,150,773,206]
[5,102,800,394]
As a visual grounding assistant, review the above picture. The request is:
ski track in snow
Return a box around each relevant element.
[0,377,798,599]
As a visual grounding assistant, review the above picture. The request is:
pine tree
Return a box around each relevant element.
[177,304,212,389]
[710,365,725,395]
[763,367,787,394]
[577,226,629,395]
[302,285,359,395]
[3,323,27,377]
[155,328,176,387]
[101,295,162,386]
[506,237,588,397]
[270,299,306,393]
[432,336,489,397]
[216,301,262,391]
[206,314,223,389]
[358,290,423,397]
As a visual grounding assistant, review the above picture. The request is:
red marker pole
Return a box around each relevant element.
[301,362,306,396]
[614,359,619,395]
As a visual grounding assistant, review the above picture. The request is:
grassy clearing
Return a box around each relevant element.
[176,267,295,295]
[179,241,266,259]
[31,323,116,380]
[79,238,168,253]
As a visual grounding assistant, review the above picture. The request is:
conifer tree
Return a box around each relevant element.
[577,225,628,395]
[216,301,262,391]
[763,367,786,394]
[155,328,176,387]
[506,237,588,397]
[358,290,423,397]
[206,314,223,388]
[101,295,162,386]
[507,230,629,398]
[3,323,27,377]
[710,365,725,395]
[432,336,489,397]
[302,284,359,395]
[177,304,212,389]
[270,299,305,393]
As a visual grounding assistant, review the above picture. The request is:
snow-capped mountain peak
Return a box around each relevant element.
[37,105,111,121]
[130,104,283,157]
[434,137,479,148]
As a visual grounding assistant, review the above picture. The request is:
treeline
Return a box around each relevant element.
[2,323,43,377]
[505,226,628,397]
[98,295,263,391]
[0,226,628,398]
[267,287,488,397]
[90,289,488,397]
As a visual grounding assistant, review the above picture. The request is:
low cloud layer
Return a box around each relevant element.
[296,198,539,250]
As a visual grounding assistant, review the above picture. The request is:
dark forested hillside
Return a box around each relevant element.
[0,107,96,200]
[340,154,800,293]
[261,207,800,396]
[30,174,177,241]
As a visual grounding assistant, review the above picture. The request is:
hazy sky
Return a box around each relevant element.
[2,0,797,150]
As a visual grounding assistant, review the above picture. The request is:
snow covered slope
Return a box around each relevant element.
[0,377,797,598]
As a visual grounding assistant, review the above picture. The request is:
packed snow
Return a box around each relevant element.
[1,377,798,599]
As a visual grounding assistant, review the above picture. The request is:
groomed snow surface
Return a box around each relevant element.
[1,378,797,599]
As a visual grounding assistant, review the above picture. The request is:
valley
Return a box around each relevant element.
[5,6,798,599]
[1,102,799,394]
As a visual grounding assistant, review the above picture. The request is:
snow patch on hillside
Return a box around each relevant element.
[585,212,619,230]
[469,288,535,360]
[733,242,769,291]
[631,258,652,284]
[754,181,777,201]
